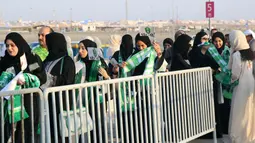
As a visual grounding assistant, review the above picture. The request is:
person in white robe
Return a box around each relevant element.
[228,30,255,143]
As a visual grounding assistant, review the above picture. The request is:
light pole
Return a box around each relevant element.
[172,0,175,39]
[30,8,32,20]
[70,8,73,31]
[125,0,128,33]
[52,9,55,21]
[208,0,211,33]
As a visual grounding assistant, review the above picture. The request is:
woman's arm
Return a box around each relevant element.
[154,55,165,71]
[108,51,119,78]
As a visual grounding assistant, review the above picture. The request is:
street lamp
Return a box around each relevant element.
[70,8,73,30]
[125,0,128,33]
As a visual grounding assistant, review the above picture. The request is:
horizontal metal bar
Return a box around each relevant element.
[156,67,212,77]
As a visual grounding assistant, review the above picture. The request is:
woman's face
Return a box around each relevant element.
[78,42,88,58]
[6,39,19,57]
[201,36,209,43]
[137,40,147,51]
[213,37,223,49]
[164,43,172,50]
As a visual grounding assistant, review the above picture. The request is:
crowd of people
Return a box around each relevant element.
[0,26,255,143]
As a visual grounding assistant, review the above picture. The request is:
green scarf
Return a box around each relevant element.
[221,46,230,64]
[87,60,104,103]
[88,60,101,82]
[74,61,86,84]
[207,46,238,99]
[123,46,157,76]
[0,72,40,123]
[121,47,157,111]
[118,52,126,78]
[117,52,134,111]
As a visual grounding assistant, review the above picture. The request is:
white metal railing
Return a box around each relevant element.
[43,74,157,143]
[0,67,217,143]
[155,67,216,143]
[0,88,44,143]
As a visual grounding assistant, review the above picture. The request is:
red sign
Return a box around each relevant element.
[206,1,214,18]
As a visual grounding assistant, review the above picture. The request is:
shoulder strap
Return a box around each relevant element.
[60,56,65,75]
[81,64,86,83]
[46,57,63,73]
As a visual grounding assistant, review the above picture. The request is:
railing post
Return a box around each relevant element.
[153,72,163,142]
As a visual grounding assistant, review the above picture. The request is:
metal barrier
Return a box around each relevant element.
[155,67,217,143]
[0,88,45,143]
[0,67,217,143]
[43,74,158,143]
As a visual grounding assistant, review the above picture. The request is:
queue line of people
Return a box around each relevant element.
[0,26,255,143]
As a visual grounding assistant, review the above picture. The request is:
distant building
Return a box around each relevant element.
[82,25,96,32]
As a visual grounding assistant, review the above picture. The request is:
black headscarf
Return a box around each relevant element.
[135,33,140,44]
[189,31,219,69]
[173,34,192,59]
[4,32,31,57]
[133,34,152,76]
[193,31,208,49]
[212,32,226,54]
[44,32,67,62]
[79,39,97,63]
[163,38,174,50]
[120,34,133,61]
[175,30,186,40]
[171,34,192,71]
[2,32,31,70]
[79,39,108,80]
[135,34,152,48]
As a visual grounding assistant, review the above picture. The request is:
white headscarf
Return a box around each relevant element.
[82,36,94,42]
[228,30,250,69]
[107,34,121,59]
[65,35,73,59]
[244,29,255,39]
[0,44,6,57]
[93,36,102,48]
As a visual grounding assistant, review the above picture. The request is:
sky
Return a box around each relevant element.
[0,0,254,21]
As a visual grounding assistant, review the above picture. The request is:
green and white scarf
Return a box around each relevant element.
[118,52,126,78]
[207,46,238,99]
[117,52,134,111]
[118,51,133,78]
[121,47,157,111]
[74,60,86,84]
[87,60,104,103]
[123,46,157,76]
[0,72,40,123]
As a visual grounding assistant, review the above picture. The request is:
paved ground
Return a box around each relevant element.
[190,135,231,143]
[106,101,233,143]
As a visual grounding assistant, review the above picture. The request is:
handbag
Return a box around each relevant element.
[59,107,93,137]
[57,57,93,137]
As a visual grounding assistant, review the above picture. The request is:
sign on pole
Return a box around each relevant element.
[139,27,156,38]
[206,1,214,18]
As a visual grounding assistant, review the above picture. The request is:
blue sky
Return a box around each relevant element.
[0,0,254,21]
